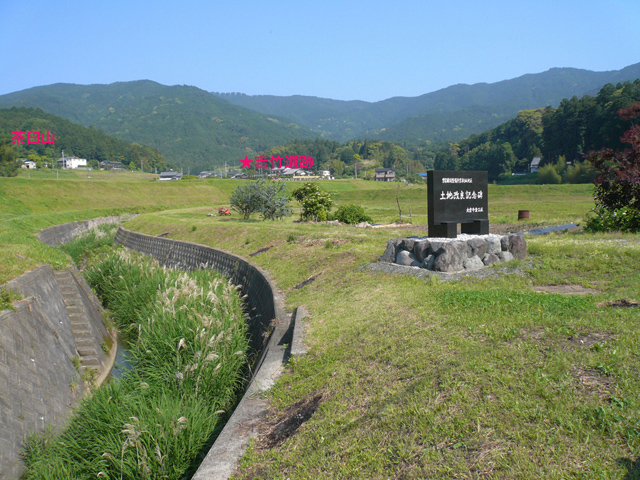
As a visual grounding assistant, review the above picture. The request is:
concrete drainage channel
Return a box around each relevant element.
[114,227,307,480]
[1,218,305,479]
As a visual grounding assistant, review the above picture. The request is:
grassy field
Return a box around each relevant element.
[3,176,640,478]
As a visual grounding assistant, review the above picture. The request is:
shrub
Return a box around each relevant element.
[565,161,597,184]
[536,164,562,184]
[230,179,292,220]
[255,179,292,221]
[292,183,333,221]
[230,182,262,219]
[585,205,640,233]
[585,102,640,231]
[333,204,373,224]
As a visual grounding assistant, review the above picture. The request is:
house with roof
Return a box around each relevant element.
[530,157,542,173]
[374,168,396,182]
[158,171,183,181]
[21,160,36,169]
[57,156,87,169]
[101,160,124,171]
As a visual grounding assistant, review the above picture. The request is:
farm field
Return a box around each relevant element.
[2,176,640,478]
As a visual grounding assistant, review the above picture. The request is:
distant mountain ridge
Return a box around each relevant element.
[1,62,639,172]
[215,62,640,144]
[0,81,316,172]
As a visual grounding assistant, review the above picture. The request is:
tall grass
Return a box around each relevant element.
[59,223,120,265]
[22,248,249,479]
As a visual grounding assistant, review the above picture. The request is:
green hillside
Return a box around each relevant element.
[216,63,640,144]
[0,107,169,172]
[444,80,640,180]
[0,81,316,172]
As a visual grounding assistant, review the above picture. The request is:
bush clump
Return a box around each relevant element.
[230,178,292,220]
[291,183,333,221]
[333,204,373,224]
[585,102,640,232]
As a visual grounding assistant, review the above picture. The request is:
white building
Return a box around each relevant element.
[57,156,87,169]
[22,160,36,169]
[530,157,542,173]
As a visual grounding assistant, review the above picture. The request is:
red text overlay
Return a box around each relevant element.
[240,154,314,169]
[12,130,56,145]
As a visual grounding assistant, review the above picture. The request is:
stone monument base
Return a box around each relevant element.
[379,234,526,273]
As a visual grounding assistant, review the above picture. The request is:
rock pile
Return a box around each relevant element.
[379,234,526,273]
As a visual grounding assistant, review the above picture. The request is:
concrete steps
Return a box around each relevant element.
[53,270,105,373]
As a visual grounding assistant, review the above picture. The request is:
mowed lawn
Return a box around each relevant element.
[3,176,640,478]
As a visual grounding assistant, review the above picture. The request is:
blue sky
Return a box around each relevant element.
[1,0,639,102]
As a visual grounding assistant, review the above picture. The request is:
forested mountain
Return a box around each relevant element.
[215,63,640,144]
[0,107,169,171]
[442,80,640,181]
[0,81,316,172]
[3,63,639,173]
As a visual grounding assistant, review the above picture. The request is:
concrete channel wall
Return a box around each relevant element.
[0,266,113,479]
[38,215,135,247]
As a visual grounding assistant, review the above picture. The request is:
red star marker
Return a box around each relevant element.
[240,155,253,168]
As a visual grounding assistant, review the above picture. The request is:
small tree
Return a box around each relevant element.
[256,179,292,221]
[230,179,292,220]
[292,183,333,221]
[230,182,262,219]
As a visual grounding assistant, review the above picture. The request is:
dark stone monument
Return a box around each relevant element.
[427,170,489,238]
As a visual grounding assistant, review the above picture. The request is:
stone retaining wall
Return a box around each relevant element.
[380,234,527,273]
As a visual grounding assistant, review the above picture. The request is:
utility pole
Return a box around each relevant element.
[355,163,357,179]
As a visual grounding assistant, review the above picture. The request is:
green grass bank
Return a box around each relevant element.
[6,175,639,478]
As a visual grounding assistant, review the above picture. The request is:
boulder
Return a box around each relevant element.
[467,237,488,258]
[498,251,514,263]
[452,241,471,259]
[508,235,527,259]
[500,236,509,252]
[396,250,421,267]
[482,253,500,266]
[433,244,464,272]
[379,239,398,263]
[486,235,502,255]
[398,238,416,252]
[429,240,444,255]
[463,255,484,270]
[423,254,435,270]
[413,240,431,263]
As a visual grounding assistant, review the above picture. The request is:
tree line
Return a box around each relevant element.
[433,81,640,181]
